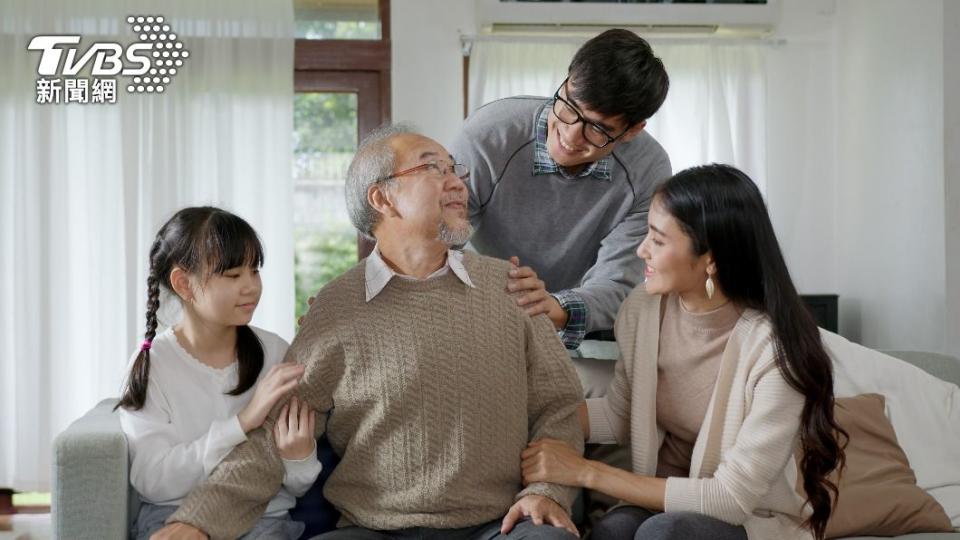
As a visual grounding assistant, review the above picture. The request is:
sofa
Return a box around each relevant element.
[51,350,960,540]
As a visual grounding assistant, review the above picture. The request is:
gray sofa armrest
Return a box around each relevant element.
[52,398,139,540]
[882,351,960,387]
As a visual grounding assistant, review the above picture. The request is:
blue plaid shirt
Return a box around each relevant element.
[533,103,603,350]
[550,290,588,351]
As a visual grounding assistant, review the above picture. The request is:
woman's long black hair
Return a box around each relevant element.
[655,164,846,540]
[116,206,265,411]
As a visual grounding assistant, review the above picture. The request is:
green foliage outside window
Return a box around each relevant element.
[293,91,360,322]
[295,20,381,40]
[294,93,357,155]
[294,227,358,322]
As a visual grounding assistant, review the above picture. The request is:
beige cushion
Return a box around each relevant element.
[823,393,953,538]
[824,331,960,528]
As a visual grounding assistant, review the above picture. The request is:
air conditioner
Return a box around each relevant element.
[475,0,781,37]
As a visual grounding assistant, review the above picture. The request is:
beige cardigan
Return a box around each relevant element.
[587,287,813,540]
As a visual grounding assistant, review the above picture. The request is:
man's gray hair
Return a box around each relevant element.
[345,123,417,239]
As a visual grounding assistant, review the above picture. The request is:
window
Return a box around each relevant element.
[293,0,390,319]
[295,0,382,40]
[293,93,360,319]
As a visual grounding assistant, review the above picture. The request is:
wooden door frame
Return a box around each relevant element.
[293,0,390,259]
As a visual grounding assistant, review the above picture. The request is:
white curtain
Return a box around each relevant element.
[0,0,294,491]
[468,37,767,189]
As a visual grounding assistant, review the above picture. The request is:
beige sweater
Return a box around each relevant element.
[169,252,584,539]
[656,293,740,478]
[587,286,813,540]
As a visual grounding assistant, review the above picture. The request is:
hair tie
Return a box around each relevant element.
[141,340,153,351]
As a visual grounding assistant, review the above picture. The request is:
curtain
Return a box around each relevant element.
[0,0,294,491]
[467,37,767,189]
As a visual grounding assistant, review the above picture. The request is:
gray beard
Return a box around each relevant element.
[437,219,474,247]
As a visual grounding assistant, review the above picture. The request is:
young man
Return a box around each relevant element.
[451,29,671,355]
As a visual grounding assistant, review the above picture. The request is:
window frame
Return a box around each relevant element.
[294,0,391,259]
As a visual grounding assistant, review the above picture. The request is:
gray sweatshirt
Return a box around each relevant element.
[449,96,672,333]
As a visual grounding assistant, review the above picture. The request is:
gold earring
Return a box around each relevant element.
[706,276,715,300]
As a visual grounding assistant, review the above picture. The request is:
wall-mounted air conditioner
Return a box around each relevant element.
[475,0,781,36]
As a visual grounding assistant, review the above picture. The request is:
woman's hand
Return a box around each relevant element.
[521,438,591,488]
[274,396,316,460]
[238,363,305,433]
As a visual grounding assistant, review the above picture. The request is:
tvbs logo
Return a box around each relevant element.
[27,15,189,104]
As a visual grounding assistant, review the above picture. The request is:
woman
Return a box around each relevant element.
[521,164,845,540]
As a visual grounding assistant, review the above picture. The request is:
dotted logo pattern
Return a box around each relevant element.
[125,15,189,94]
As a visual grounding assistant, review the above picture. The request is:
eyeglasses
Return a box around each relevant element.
[382,160,470,182]
[552,78,629,149]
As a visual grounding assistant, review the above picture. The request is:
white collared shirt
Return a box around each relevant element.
[365,245,475,301]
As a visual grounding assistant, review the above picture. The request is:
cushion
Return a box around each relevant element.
[822,330,960,528]
[823,393,952,538]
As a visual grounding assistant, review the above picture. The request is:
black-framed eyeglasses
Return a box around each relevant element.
[381,160,470,182]
[552,78,629,149]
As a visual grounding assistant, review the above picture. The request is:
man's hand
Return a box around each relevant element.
[507,256,568,330]
[149,522,208,540]
[521,438,589,488]
[500,494,578,537]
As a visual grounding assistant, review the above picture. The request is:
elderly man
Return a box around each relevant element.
[150,125,585,540]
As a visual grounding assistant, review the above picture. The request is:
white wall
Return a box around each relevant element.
[765,0,838,296]
[945,0,960,358]
[835,0,946,352]
[391,0,474,147]
[391,0,958,356]
[766,0,955,355]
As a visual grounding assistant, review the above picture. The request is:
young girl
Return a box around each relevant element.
[521,164,846,540]
[116,206,321,540]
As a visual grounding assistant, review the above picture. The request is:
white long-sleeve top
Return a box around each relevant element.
[118,326,322,515]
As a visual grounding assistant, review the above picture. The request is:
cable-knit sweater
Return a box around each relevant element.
[169,251,584,539]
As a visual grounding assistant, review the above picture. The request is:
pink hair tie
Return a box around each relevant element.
[141,340,153,351]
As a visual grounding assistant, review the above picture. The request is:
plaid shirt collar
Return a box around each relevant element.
[532,102,612,181]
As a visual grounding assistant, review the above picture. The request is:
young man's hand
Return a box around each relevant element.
[507,256,568,329]
[500,494,578,537]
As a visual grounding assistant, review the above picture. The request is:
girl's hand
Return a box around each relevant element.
[274,396,316,460]
[238,362,305,433]
[521,438,589,488]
